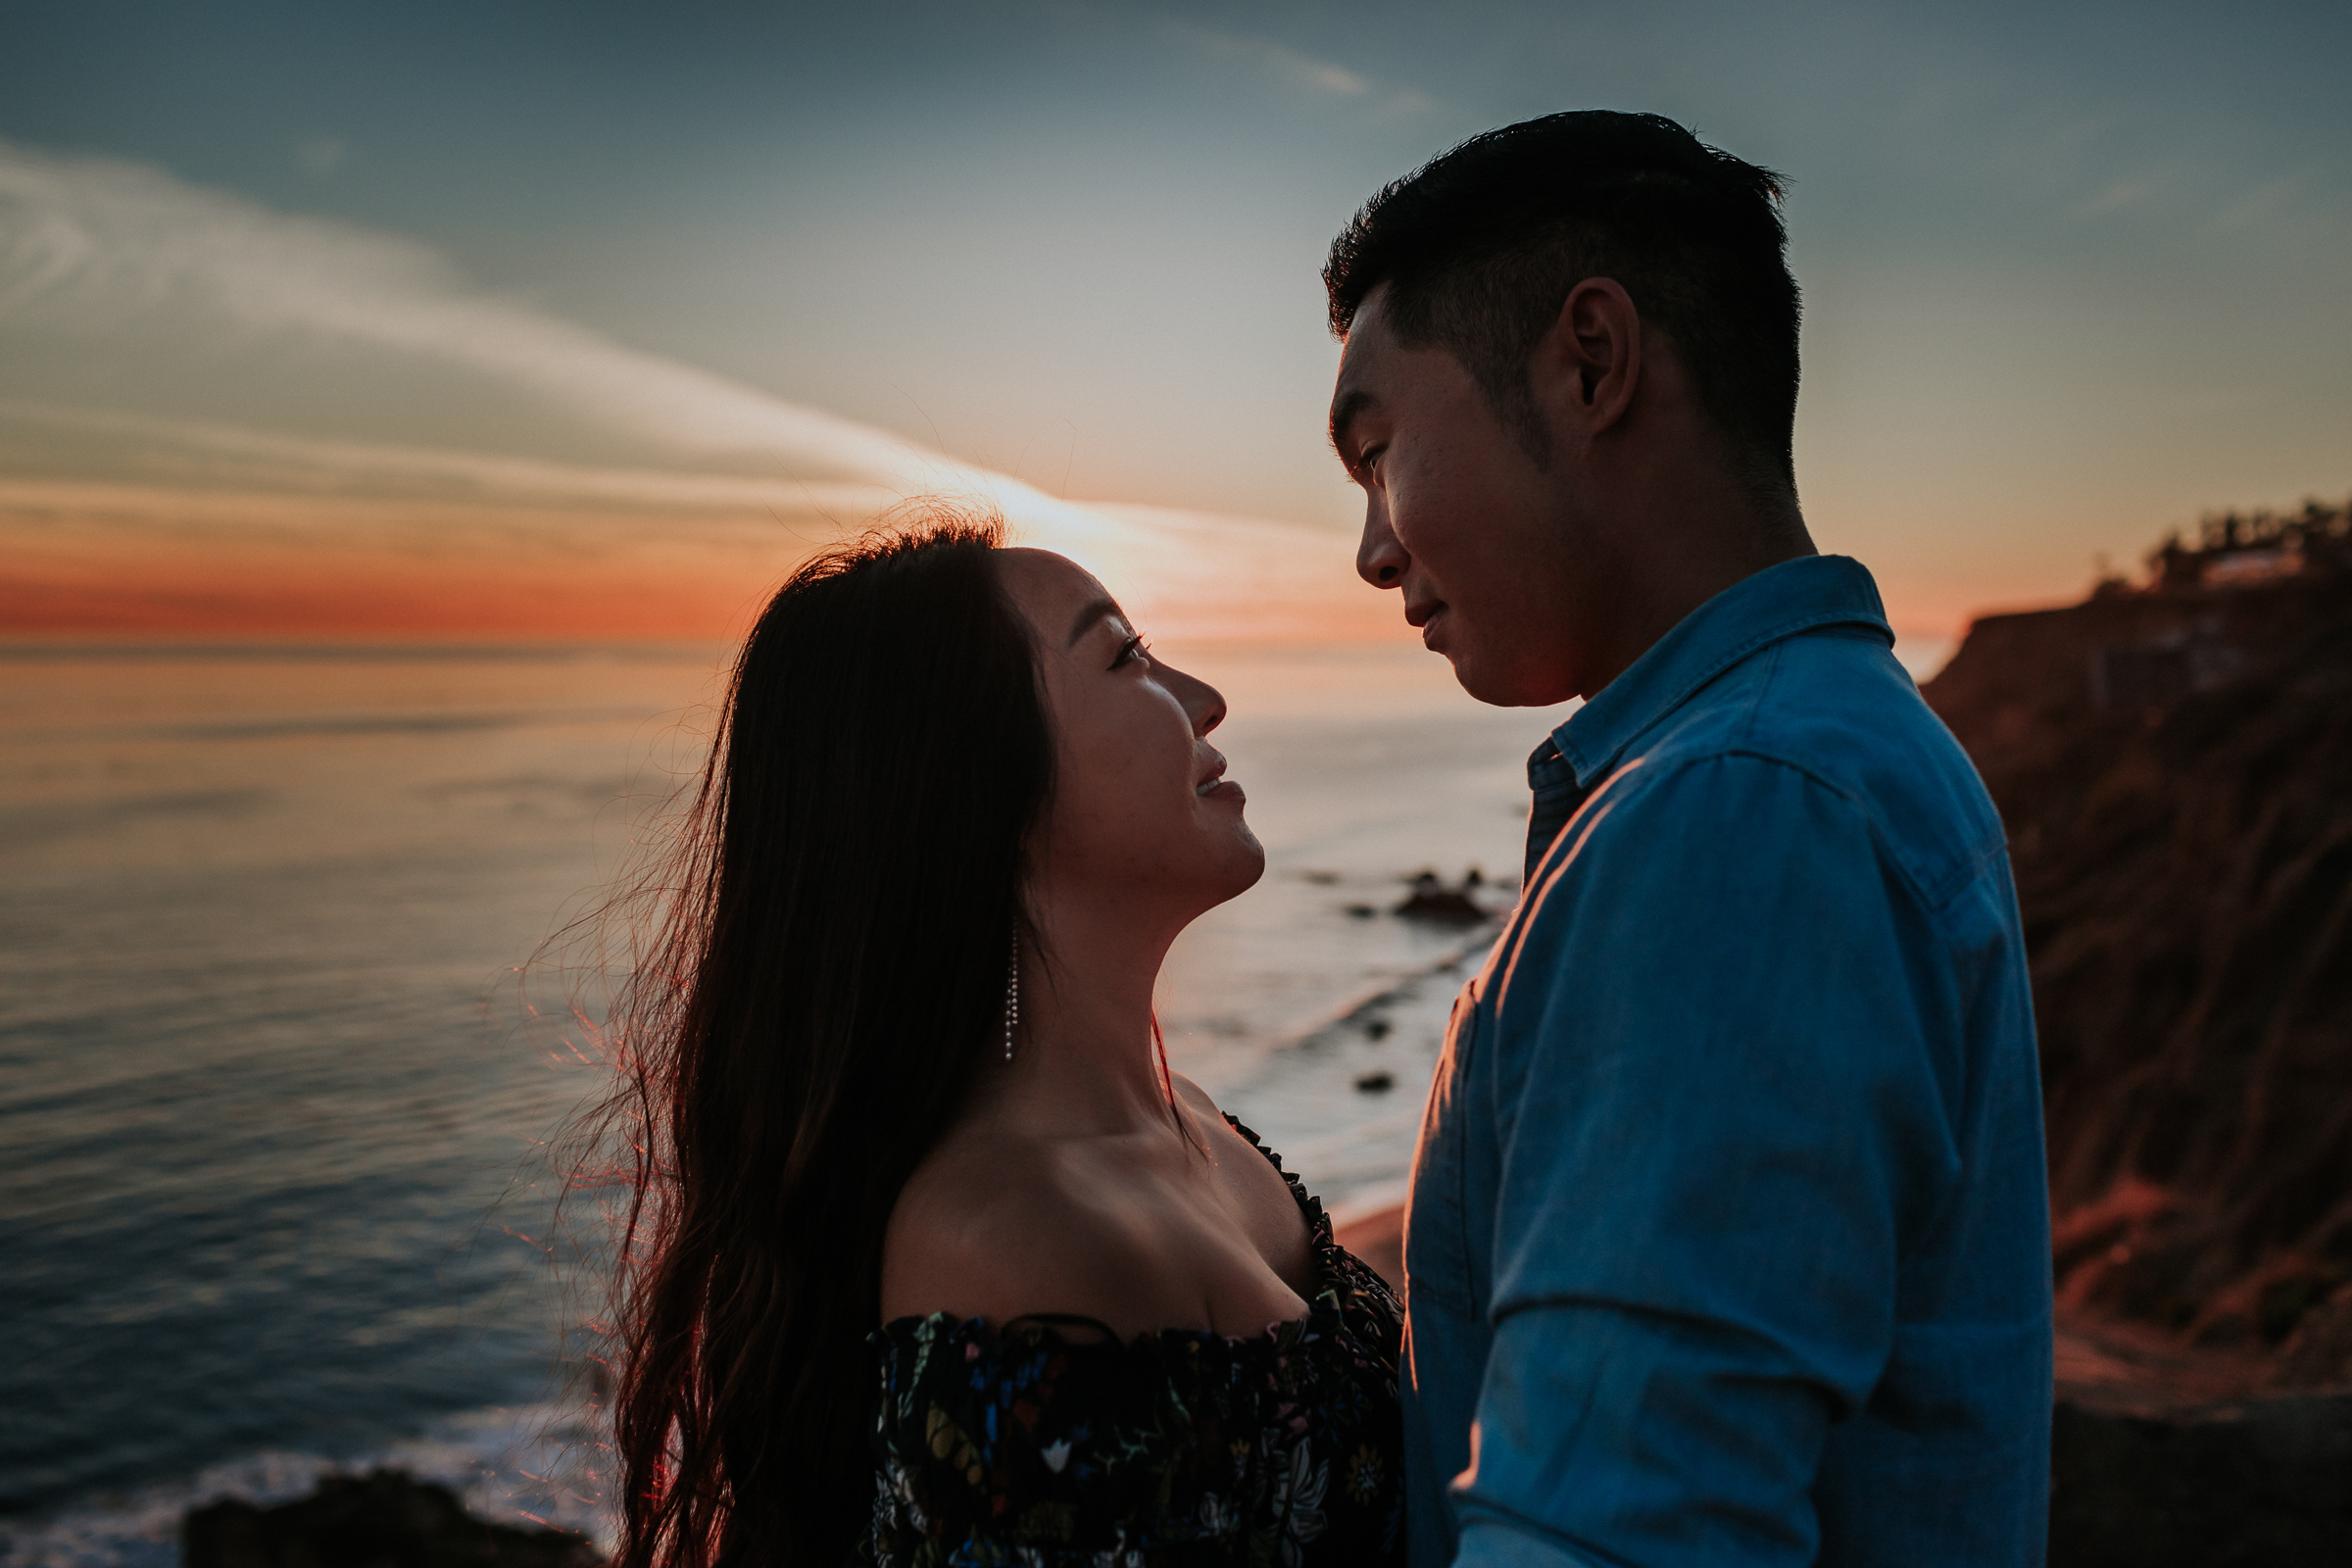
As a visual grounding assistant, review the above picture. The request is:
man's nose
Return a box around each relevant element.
[1356,497,1408,590]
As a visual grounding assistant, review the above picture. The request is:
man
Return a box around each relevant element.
[1326,113,2051,1565]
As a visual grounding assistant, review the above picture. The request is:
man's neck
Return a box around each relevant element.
[1569,456,1814,700]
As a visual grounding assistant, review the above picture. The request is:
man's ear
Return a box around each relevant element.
[1529,278,1642,441]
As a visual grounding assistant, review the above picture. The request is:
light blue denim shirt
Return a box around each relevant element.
[1402,556,2052,1568]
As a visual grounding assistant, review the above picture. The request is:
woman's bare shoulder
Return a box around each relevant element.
[880,1136,1204,1338]
[1169,1075,1288,1174]
[1169,1071,1223,1122]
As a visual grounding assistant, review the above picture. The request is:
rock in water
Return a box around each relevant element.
[183,1470,602,1568]
[1392,869,1489,925]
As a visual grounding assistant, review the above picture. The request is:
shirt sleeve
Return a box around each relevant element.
[1452,753,1965,1567]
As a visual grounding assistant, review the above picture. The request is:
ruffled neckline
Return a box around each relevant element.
[875,1115,1360,1354]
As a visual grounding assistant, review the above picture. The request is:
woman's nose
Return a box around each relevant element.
[1191,678,1227,737]
[1164,663,1226,735]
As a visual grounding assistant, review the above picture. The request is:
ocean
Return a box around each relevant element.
[0,637,1580,1563]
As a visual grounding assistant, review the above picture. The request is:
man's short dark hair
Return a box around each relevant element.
[1325,111,1799,491]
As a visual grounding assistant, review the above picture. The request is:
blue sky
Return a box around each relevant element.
[1,0,2346,635]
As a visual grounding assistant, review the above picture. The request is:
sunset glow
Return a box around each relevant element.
[1,6,2344,649]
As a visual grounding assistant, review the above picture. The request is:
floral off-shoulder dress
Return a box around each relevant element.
[860,1119,1404,1567]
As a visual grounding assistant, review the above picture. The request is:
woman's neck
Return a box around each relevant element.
[987,898,1188,1139]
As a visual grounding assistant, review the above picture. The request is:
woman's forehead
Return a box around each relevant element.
[998,548,1116,622]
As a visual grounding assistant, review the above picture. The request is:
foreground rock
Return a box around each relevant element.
[184,1470,602,1568]
[1343,1193,2352,1562]
[2050,1394,2352,1565]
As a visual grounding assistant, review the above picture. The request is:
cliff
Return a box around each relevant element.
[1923,501,2352,1372]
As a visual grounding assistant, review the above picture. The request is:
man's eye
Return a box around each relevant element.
[1359,446,1387,479]
[1110,634,1151,670]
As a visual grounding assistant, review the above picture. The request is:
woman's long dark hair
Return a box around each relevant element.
[600,511,1054,1568]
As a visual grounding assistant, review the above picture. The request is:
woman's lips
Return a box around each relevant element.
[1196,744,1243,805]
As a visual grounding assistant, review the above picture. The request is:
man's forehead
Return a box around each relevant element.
[1348,280,1395,335]
[1337,284,1397,361]
[1329,290,1398,425]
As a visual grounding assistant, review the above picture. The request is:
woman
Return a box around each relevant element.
[601,513,1404,1567]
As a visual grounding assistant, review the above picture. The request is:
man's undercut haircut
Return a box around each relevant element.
[1326,111,1800,492]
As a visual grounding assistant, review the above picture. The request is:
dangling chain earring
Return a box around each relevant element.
[1003,932,1021,1063]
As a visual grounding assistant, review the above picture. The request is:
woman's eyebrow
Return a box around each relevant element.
[1064,596,1122,649]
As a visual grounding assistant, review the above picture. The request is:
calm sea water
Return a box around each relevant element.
[0,638,1581,1561]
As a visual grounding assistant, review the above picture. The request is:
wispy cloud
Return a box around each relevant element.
[1157,19,1435,118]
[2210,167,2316,236]
[293,135,349,176]
[1164,19,1369,97]
[0,400,892,514]
[2079,172,2161,218]
[0,140,959,485]
[0,142,1380,638]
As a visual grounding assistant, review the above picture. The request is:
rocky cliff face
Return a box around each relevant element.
[1923,505,2352,1373]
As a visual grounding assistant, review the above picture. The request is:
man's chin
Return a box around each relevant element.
[1444,652,1514,708]
[1446,647,1571,710]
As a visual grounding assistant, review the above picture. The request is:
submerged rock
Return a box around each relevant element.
[183,1470,602,1568]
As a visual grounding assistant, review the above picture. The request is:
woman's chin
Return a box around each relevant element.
[1172,826,1266,912]
[1219,829,1269,898]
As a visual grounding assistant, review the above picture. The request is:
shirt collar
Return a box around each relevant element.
[1545,554,1893,789]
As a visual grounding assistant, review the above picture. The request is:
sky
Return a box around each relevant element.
[0,0,2345,647]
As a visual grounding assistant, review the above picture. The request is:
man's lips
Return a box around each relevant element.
[1404,599,1444,630]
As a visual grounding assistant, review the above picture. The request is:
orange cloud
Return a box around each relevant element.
[0,482,802,639]
[0,480,1406,644]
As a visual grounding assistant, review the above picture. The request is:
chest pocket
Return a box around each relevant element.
[1403,979,1482,1317]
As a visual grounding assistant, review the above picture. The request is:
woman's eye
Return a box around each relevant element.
[1110,635,1151,670]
